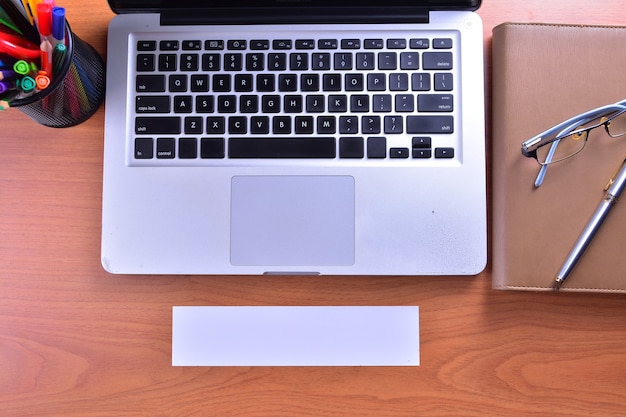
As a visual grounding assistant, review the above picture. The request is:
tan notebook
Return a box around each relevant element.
[492,22,626,292]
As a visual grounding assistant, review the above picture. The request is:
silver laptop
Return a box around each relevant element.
[101,0,486,275]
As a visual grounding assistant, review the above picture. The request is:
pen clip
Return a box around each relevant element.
[604,158,626,191]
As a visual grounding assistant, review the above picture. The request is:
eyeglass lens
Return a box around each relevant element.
[536,110,626,165]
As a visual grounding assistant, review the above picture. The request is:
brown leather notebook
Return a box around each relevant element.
[492,23,626,292]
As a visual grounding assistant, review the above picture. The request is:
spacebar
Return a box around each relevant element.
[229,137,336,158]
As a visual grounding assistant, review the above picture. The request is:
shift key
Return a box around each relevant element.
[135,117,181,134]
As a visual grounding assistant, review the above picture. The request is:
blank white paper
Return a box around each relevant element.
[172,306,419,366]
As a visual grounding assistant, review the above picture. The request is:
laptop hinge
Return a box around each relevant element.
[161,7,430,26]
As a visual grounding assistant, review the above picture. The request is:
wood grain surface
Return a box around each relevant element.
[1,1,626,416]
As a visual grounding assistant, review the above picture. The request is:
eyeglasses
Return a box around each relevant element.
[521,99,626,186]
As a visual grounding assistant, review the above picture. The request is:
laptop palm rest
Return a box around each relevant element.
[230,176,355,268]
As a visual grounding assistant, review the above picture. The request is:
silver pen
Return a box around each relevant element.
[554,157,626,290]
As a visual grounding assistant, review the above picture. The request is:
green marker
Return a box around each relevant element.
[19,76,36,94]
[13,60,37,76]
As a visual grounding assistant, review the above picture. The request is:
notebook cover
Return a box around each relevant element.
[492,23,626,292]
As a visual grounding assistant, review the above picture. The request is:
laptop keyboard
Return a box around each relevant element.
[130,30,458,164]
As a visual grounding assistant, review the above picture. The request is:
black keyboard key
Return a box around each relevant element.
[250,40,270,50]
[323,74,342,91]
[229,138,336,158]
[290,53,309,70]
[228,116,247,134]
[390,148,410,158]
[318,39,338,49]
[202,54,221,71]
[295,116,314,134]
[135,117,181,134]
[217,95,237,113]
[356,53,375,70]
[418,94,453,112]
[158,54,177,71]
[136,96,170,113]
[378,52,397,70]
[328,95,347,112]
[205,40,224,50]
[279,74,298,91]
[134,138,154,159]
[395,94,415,112]
[224,53,243,71]
[185,116,203,134]
[137,41,156,51]
[196,96,214,113]
[367,73,386,91]
[433,38,453,49]
[412,137,432,148]
[341,39,361,49]
[434,73,453,91]
[367,137,386,158]
[179,138,198,158]
[410,38,429,49]
[257,74,275,91]
[169,74,187,92]
[190,75,209,92]
[301,74,319,91]
[339,137,364,158]
[350,95,369,112]
[411,73,431,91]
[295,39,315,49]
[413,149,432,158]
[334,53,353,70]
[159,40,179,50]
[435,147,455,158]
[384,116,403,134]
[312,53,331,70]
[235,74,254,92]
[364,39,384,49]
[273,39,292,49]
[345,74,364,91]
[362,116,381,134]
[423,52,453,70]
[339,116,358,134]
[250,116,270,134]
[136,54,155,71]
[180,54,199,71]
[268,53,287,70]
[201,138,225,158]
[182,40,201,50]
[206,117,225,134]
[213,74,231,92]
[227,40,246,50]
[400,52,419,70]
[173,96,193,113]
[156,138,175,158]
[284,95,303,113]
[136,75,165,92]
[387,39,407,49]
[246,53,265,71]
[407,116,454,133]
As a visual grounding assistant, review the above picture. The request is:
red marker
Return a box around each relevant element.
[37,3,54,76]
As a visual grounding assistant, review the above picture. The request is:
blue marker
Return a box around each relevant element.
[51,7,66,45]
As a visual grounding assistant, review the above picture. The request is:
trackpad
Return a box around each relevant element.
[230,176,355,267]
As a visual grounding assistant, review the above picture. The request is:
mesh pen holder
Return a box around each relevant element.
[11,23,105,128]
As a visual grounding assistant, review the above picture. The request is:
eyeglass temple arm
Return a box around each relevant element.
[534,121,585,187]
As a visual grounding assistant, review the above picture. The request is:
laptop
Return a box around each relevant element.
[101,0,486,275]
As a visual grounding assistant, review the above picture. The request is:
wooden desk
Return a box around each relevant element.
[2,1,625,416]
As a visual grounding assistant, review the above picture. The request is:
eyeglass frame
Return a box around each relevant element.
[521,99,626,187]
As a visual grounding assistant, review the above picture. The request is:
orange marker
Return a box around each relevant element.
[35,71,50,90]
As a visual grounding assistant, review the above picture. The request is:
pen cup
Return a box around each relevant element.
[10,23,105,128]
